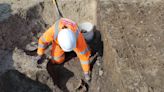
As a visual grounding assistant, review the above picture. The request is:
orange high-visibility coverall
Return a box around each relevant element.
[37,18,91,74]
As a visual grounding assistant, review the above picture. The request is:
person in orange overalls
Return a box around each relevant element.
[36,18,91,81]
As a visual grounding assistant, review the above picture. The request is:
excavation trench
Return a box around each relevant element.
[0,0,103,92]
[1,0,164,92]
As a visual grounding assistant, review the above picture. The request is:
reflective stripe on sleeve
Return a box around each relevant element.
[80,60,89,65]
[38,44,46,49]
[52,54,64,61]
[41,36,46,43]
[54,19,60,40]
[79,48,89,55]
[75,29,79,39]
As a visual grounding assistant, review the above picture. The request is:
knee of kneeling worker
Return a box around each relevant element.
[51,55,65,64]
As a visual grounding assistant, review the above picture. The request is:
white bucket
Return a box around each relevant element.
[79,22,94,42]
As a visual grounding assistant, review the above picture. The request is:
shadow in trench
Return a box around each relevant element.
[88,27,104,70]
[46,61,74,92]
[0,2,48,74]
[0,2,54,92]
[0,70,52,92]
[0,3,14,76]
[0,3,12,22]
[46,49,78,92]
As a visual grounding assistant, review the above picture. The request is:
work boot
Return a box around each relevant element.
[84,73,91,82]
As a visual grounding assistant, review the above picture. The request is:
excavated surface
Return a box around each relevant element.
[98,0,164,92]
[0,0,102,92]
[0,0,164,92]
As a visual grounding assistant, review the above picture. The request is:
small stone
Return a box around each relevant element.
[131,44,134,47]
[99,68,103,76]
[97,87,100,91]
[148,11,151,14]
[96,56,103,66]
[96,60,101,66]
[145,38,149,41]
[140,21,143,23]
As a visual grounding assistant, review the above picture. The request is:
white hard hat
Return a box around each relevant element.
[58,29,76,52]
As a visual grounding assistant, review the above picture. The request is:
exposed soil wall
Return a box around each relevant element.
[98,0,164,92]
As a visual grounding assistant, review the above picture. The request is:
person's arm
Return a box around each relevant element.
[37,25,55,56]
[74,32,91,75]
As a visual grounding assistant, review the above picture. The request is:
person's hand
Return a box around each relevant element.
[84,72,91,82]
[35,55,44,64]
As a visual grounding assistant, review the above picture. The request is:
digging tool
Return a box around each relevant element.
[52,0,63,20]
[90,52,99,65]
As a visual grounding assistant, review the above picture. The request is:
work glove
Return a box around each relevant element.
[84,72,91,82]
[35,55,44,64]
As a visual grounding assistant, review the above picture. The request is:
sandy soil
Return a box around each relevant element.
[98,0,164,92]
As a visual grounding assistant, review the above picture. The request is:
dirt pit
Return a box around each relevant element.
[0,0,103,92]
[0,0,164,92]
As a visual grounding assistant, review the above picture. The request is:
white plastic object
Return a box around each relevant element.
[79,22,94,41]
[58,29,76,52]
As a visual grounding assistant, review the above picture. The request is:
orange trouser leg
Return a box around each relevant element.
[51,42,65,64]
